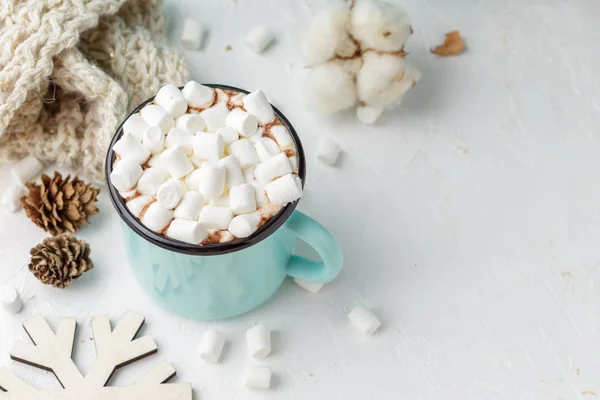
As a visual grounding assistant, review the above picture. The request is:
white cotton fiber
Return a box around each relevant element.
[349,0,412,52]
[302,2,351,65]
[304,62,357,115]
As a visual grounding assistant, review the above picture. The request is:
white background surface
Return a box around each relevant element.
[1,0,600,398]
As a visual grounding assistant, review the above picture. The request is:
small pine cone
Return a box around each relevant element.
[29,234,93,288]
[21,172,100,235]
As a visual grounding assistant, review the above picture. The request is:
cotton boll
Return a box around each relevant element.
[331,57,363,78]
[302,2,350,65]
[350,0,412,52]
[304,62,357,115]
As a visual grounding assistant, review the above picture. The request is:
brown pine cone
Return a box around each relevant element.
[29,234,93,288]
[21,172,100,235]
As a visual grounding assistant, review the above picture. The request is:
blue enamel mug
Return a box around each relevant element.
[106,84,343,320]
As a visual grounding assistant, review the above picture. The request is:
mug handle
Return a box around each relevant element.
[282,210,343,283]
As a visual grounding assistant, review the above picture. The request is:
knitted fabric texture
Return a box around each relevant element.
[0,0,189,183]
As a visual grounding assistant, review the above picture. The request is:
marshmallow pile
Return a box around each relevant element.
[302,0,420,124]
[110,82,303,245]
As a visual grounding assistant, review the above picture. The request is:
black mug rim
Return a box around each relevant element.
[105,84,306,256]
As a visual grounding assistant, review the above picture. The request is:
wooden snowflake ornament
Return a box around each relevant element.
[0,311,191,399]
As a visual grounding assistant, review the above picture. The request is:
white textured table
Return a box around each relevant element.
[1,0,599,398]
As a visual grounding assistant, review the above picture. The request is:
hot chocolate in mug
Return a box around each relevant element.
[106,84,343,320]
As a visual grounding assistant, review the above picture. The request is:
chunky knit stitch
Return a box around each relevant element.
[0,0,188,182]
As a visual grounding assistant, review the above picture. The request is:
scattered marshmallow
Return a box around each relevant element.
[198,205,233,230]
[220,155,245,188]
[245,25,274,53]
[123,113,150,142]
[228,212,260,238]
[293,278,324,293]
[230,184,257,215]
[209,194,231,207]
[196,161,226,197]
[252,182,269,206]
[156,179,187,209]
[161,146,194,179]
[141,202,174,232]
[216,126,239,146]
[246,324,271,358]
[316,137,341,165]
[166,128,194,155]
[356,105,384,124]
[193,132,224,161]
[180,19,204,50]
[1,184,26,212]
[189,155,205,168]
[182,81,214,108]
[137,167,170,196]
[199,102,229,132]
[143,126,166,154]
[0,286,22,314]
[243,167,255,183]
[140,104,175,134]
[174,191,205,220]
[176,113,206,133]
[147,153,164,168]
[229,139,259,169]
[126,195,153,217]
[270,125,294,152]
[253,152,292,184]
[155,84,188,118]
[226,108,258,137]
[184,169,203,191]
[254,138,280,162]
[265,174,303,206]
[243,366,272,390]
[198,330,226,363]
[110,158,143,191]
[10,156,43,184]
[243,90,275,125]
[348,306,381,335]
[166,218,208,244]
[113,133,151,164]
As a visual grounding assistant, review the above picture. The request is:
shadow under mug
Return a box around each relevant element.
[106,84,344,320]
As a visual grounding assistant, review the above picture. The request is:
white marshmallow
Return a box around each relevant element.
[10,156,43,184]
[184,169,203,191]
[180,19,204,50]
[157,179,187,209]
[245,25,274,53]
[243,167,256,183]
[147,153,164,168]
[1,184,26,212]
[254,137,280,162]
[248,127,265,144]
[246,324,271,358]
[254,152,292,184]
[137,167,170,196]
[110,159,143,191]
[228,212,260,238]
[270,125,294,152]
[252,182,269,206]
[229,139,259,169]
[199,102,229,132]
[196,161,226,197]
[140,104,175,134]
[356,106,384,124]
[174,191,205,220]
[348,306,381,335]
[126,195,153,217]
[216,126,239,146]
[166,128,194,155]
[208,194,230,207]
[155,84,188,118]
[142,126,166,155]
[176,114,206,133]
[193,132,224,161]
[113,133,151,164]
[316,137,341,165]
[265,174,303,206]
[142,202,174,232]
[198,330,226,363]
[218,230,235,243]
[243,90,275,125]
[230,92,245,106]
[0,286,22,314]
[161,146,194,179]
[123,113,149,142]
[229,184,257,215]
[166,218,208,244]
[293,278,324,294]
[220,155,245,188]
[225,108,258,137]
[288,156,299,173]
[243,366,272,390]
[198,205,233,230]
[119,189,137,201]
[182,81,215,108]
[189,155,205,168]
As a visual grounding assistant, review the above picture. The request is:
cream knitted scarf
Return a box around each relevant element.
[0,0,188,183]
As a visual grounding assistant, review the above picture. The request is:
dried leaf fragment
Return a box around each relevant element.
[431,30,465,56]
